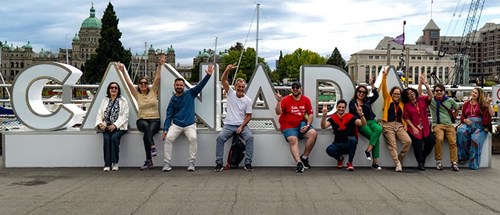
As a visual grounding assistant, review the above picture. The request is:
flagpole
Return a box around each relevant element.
[403,20,408,87]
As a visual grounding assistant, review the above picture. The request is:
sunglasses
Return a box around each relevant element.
[358,91,367,94]
[109,86,118,90]
[435,89,443,92]
[139,82,148,85]
[291,86,300,90]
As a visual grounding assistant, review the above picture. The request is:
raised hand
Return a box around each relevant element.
[158,54,167,66]
[206,64,214,75]
[322,105,328,116]
[226,64,237,71]
[116,62,125,72]
[355,103,363,116]
[274,90,282,101]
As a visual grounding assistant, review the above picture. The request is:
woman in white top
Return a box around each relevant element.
[95,82,129,171]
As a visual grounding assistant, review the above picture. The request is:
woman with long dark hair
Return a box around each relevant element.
[348,77,382,170]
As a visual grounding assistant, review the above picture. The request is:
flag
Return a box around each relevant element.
[392,33,405,45]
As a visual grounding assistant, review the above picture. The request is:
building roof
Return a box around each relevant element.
[81,4,102,29]
[423,19,440,31]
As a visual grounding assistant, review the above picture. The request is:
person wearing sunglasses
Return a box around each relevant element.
[349,77,382,170]
[118,54,164,170]
[429,83,460,171]
[95,82,129,171]
[274,82,318,173]
[380,67,411,172]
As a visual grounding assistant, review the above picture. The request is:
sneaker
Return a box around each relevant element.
[337,156,344,169]
[187,162,195,171]
[451,162,460,171]
[436,160,443,170]
[162,163,172,172]
[214,163,224,172]
[371,163,382,170]
[365,150,372,161]
[140,160,153,170]
[244,163,253,172]
[346,162,355,171]
[103,166,110,172]
[112,163,119,171]
[296,162,305,173]
[300,155,311,169]
[151,146,157,157]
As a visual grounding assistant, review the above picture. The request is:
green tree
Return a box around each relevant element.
[82,2,131,83]
[326,47,347,71]
[221,44,270,83]
[275,48,325,82]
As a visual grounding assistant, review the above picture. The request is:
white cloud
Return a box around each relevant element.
[1,0,499,70]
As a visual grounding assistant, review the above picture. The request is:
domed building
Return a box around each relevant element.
[0,4,102,82]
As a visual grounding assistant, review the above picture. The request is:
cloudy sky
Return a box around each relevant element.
[1,0,500,69]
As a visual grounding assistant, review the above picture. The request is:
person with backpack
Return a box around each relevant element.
[429,83,460,171]
[214,64,254,172]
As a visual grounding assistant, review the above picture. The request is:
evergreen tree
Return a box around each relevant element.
[82,2,131,84]
[326,47,347,72]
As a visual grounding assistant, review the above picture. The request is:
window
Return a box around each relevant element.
[430,31,439,39]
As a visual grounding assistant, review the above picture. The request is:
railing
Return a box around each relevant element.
[0,84,497,131]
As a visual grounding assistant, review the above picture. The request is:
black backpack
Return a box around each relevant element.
[226,132,246,169]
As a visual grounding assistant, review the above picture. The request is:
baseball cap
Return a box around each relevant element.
[291,82,301,88]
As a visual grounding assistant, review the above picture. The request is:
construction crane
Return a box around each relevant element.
[435,0,485,86]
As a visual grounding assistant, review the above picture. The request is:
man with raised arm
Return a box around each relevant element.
[214,64,254,172]
[161,64,213,172]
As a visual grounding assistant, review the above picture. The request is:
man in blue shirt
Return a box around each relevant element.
[162,64,213,172]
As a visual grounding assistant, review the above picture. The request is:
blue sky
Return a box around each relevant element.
[1,0,500,70]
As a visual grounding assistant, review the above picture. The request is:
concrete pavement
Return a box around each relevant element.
[1,156,500,215]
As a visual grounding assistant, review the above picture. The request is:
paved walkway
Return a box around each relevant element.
[1,155,500,215]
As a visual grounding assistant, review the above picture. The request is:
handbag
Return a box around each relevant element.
[441,101,457,123]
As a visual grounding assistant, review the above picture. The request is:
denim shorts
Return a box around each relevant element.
[282,122,313,140]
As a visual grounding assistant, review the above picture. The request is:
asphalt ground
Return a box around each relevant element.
[1,155,500,215]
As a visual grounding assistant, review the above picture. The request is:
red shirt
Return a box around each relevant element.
[403,96,431,139]
[279,95,313,130]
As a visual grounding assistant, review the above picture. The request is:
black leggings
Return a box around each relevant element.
[409,132,435,164]
[137,119,160,160]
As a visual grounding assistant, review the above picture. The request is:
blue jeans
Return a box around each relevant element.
[103,130,127,166]
[215,125,254,165]
[136,119,160,160]
[326,136,357,163]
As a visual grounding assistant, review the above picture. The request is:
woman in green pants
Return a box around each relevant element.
[349,80,383,170]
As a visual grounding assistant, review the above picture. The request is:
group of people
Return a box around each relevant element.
[95,60,494,173]
[95,55,253,172]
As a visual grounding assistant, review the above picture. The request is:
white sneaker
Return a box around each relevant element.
[187,162,195,171]
[103,166,110,172]
[112,163,119,171]
[162,163,172,172]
